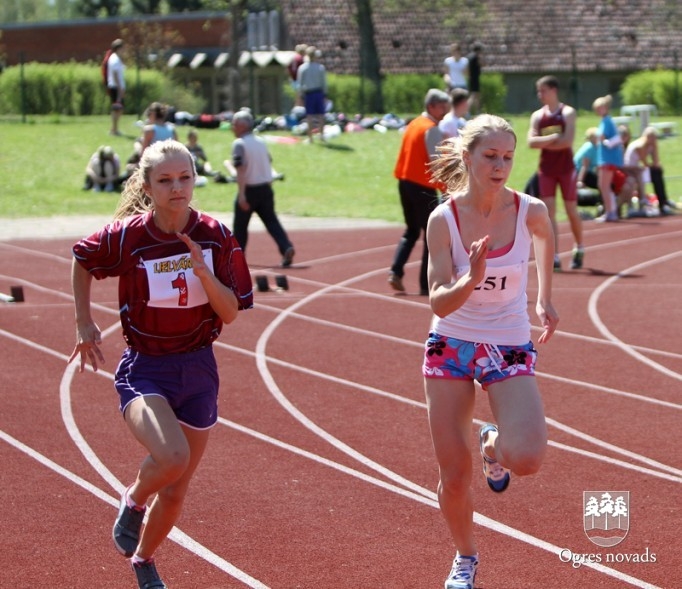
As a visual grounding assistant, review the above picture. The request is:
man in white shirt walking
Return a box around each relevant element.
[230,109,295,267]
[106,39,126,136]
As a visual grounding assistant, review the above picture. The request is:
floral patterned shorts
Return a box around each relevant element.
[422,332,537,388]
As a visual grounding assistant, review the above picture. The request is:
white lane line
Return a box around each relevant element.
[254,270,435,499]
[2,323,678,482]
[255,298,682,361]
[216,423,661,589]
[0,403,665,589]
[0,337,669,588]
[250,299,682,407]
[0,323,269,587]
[253,269,665,589]
[60,333,271,588]
[0,427,269,588]
[588,249,682,382]
[216,340,682,481]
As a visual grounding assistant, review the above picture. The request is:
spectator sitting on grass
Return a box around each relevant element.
[573,128,637,218]
[185,130,217,187]
[83,146,124,192]
[623,126,678,215]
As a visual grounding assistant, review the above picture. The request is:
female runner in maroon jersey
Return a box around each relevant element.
[69,139,253,589]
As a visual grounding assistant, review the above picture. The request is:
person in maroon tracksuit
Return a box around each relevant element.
[528,75,585,271]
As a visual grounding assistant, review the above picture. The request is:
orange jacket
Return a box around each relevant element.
[394,115,442,190]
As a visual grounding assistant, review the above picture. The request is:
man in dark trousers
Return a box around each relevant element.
[388,89,450,295]
[231,109,295,268]
[466,41,485,115]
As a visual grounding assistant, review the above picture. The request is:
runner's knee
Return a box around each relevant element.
[499,436,546,476]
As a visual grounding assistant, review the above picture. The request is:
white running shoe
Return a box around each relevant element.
[594,211,619,223]
[444,553,479,589]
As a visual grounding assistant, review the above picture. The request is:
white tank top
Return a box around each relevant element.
[623,142,640,167]
[430,192,533,345]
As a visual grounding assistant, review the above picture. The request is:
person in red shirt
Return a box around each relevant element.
[69,139,252,589]
[389,88,451,295]
[288,44,307,106]
[528,75,584,271]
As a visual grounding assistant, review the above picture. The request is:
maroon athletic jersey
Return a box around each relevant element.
[537,104,574,174]
[73,209,253,355]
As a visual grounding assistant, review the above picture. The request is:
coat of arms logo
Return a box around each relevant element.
[583,491,630,547]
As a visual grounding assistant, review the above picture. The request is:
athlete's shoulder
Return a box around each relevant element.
[194,211,232,240]
[561,103,577,118]
[522,193,550,218]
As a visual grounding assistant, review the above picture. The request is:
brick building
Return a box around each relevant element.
[0,12,231,65]
[0,11,294,113]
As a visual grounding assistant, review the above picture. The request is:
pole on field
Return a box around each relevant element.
[20,51,26,123]
[570,46,579,110]
[674,48,679,116]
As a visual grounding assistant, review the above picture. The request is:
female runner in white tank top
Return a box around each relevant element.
[422,114,559,589]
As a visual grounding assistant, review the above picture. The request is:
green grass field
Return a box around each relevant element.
[2,114,681,222]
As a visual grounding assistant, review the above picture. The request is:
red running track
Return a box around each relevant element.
[1,214,681,588]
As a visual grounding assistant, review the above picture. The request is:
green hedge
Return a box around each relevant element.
[620,69,682,115]
[0,62,508,116]
[292,72,508,115]
[0,62,204,115]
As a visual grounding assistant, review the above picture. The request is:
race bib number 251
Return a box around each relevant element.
[456,261,524,304]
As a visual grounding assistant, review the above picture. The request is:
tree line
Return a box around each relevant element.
[1,0,215,22]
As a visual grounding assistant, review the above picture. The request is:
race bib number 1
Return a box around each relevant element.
[143,249,214,308]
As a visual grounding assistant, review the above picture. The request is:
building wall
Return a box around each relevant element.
[0,13,231,65]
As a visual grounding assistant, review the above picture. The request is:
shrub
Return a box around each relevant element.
[0,62,204,115]
[381,73,444,114]
[324,72,507,116]
[325,73,366,114]
[621,69,682,115]
[478,73,507,114]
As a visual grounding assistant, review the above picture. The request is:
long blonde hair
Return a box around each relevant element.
[114,139,196,220]
[430,114,516,193]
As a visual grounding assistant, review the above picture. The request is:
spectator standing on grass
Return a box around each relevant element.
[288,44,307,105]
[296,46,328,143]
[592,94,622,223]
[424,115,558,589]
[69,139,253,589]
[388,88,451,295]
[106,39,126,136]
[443,42,469,91]
[466,42,484,115]
[230,109,295,267]
[528,75,584,271]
